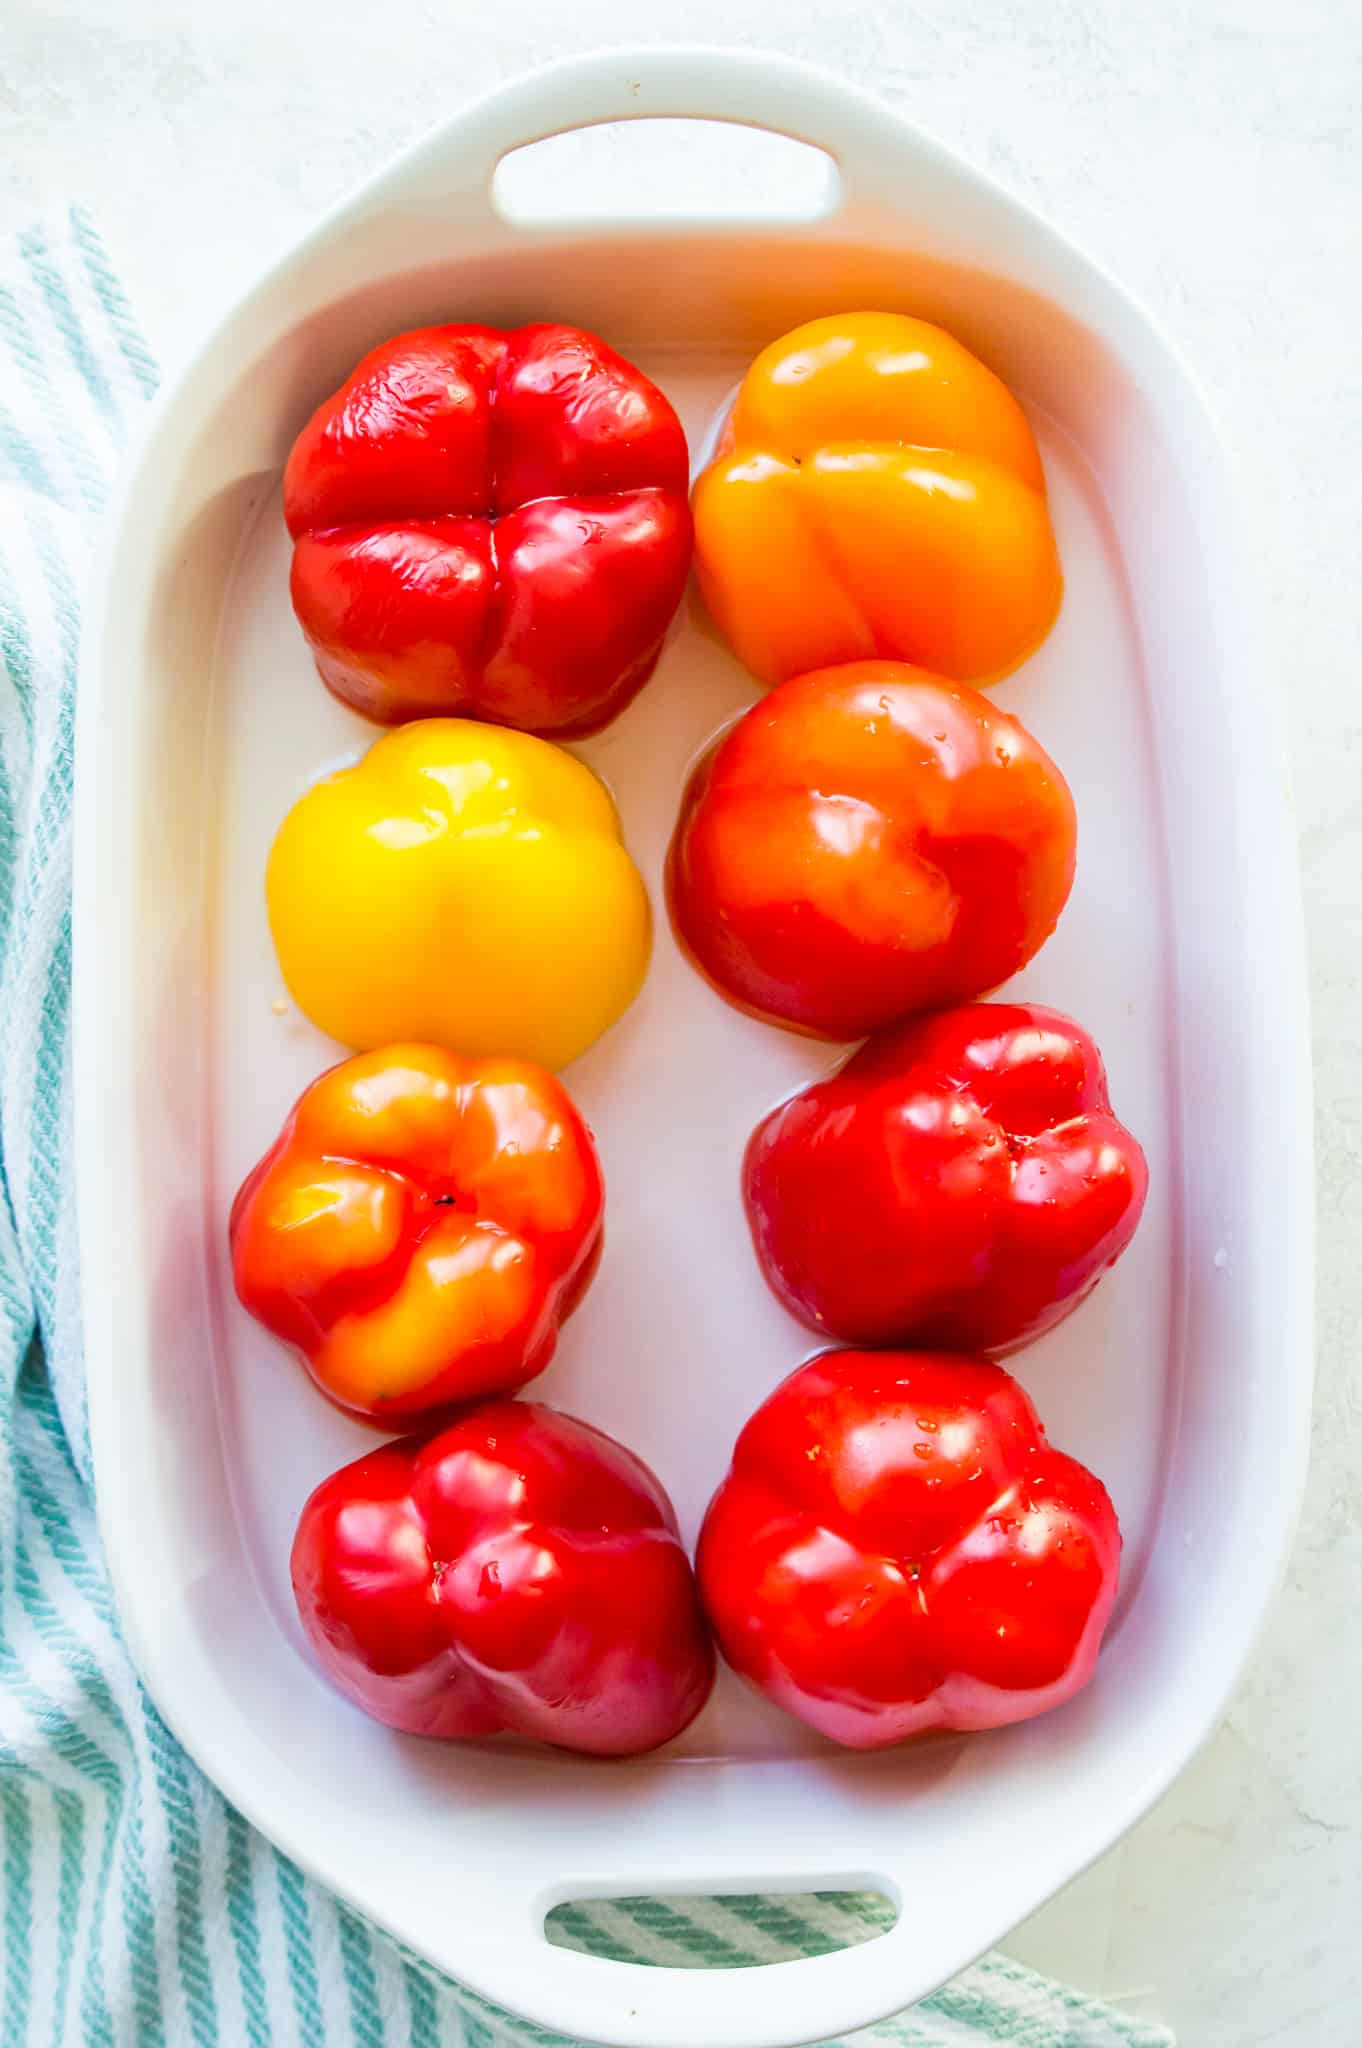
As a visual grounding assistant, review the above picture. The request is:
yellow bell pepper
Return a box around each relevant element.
[266,719,650,1071]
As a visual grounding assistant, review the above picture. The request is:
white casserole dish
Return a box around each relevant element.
[74,46,1314,2048]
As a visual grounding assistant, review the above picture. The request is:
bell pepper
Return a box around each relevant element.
[692,312,1061,688]
[744,1003,1148,1354]
[230,1045,603,1420]
[697,1349,1120,1749]
[291,1400,715,1755]
[267,718,650,1070]
[284,322,692,735]
[667,662,1076,1039]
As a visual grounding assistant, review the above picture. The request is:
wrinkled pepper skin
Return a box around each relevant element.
[743,1004,1149,1355]
[231,1046,603,1421]
[692,312,1061,688]
[266,719,651,1071]
[285,322,692,735]
[697,1350,1120,1749]
[291,1400,716,1755]
[667,663,1076,1040]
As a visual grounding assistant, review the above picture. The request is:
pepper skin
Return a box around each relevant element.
[266,719,651,1070]
[291,1400,715,1755]
[284,323,692,735]
[697,1350,1120,1749]
[692,312,1061,688]
[231,1046,603,1421]
[667,663,1076,1039]
[743,1004,1148,1355]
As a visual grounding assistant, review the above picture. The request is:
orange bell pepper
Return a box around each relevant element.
[230,1044,603,1422]
[692,312,1062,687]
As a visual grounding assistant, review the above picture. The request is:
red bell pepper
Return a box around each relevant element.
[667,663,1077,1040]
[284,322,692,735]
[743,1003,1148,1355]
[230,1045,604,1422]
[292,1401,715,1756]
[698,1349,1120,1748]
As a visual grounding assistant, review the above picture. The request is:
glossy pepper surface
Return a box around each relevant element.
[744,1004,1148,1354]
[231,1045,603,1420]
[692,312,1061,688]
[292,1400,715,1755]
[668,663,1076,1040]
[267,719,650,1070]
[698,1350,1120,1749]
[284,322,692,735]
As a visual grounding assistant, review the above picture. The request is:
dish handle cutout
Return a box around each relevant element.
[492,119,840,224]
[385,1859,993,2048]
[545,1888,897,1966]
[379,46,939,239]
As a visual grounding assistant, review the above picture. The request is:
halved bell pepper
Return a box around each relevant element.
[267,718,650,1071]
[293,1399,715,1753]
[231,1044,603,1420]
[285,321,693,735]
[693,312,1061,687]
[698,1349,1120,1749]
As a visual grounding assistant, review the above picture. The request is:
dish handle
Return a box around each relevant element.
[393,1847,1002,2048]
[383,44,932,230]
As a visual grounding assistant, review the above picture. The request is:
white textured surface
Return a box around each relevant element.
[7,4,1358,2043]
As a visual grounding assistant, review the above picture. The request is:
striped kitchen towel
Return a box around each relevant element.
[0,207,1173,2048]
